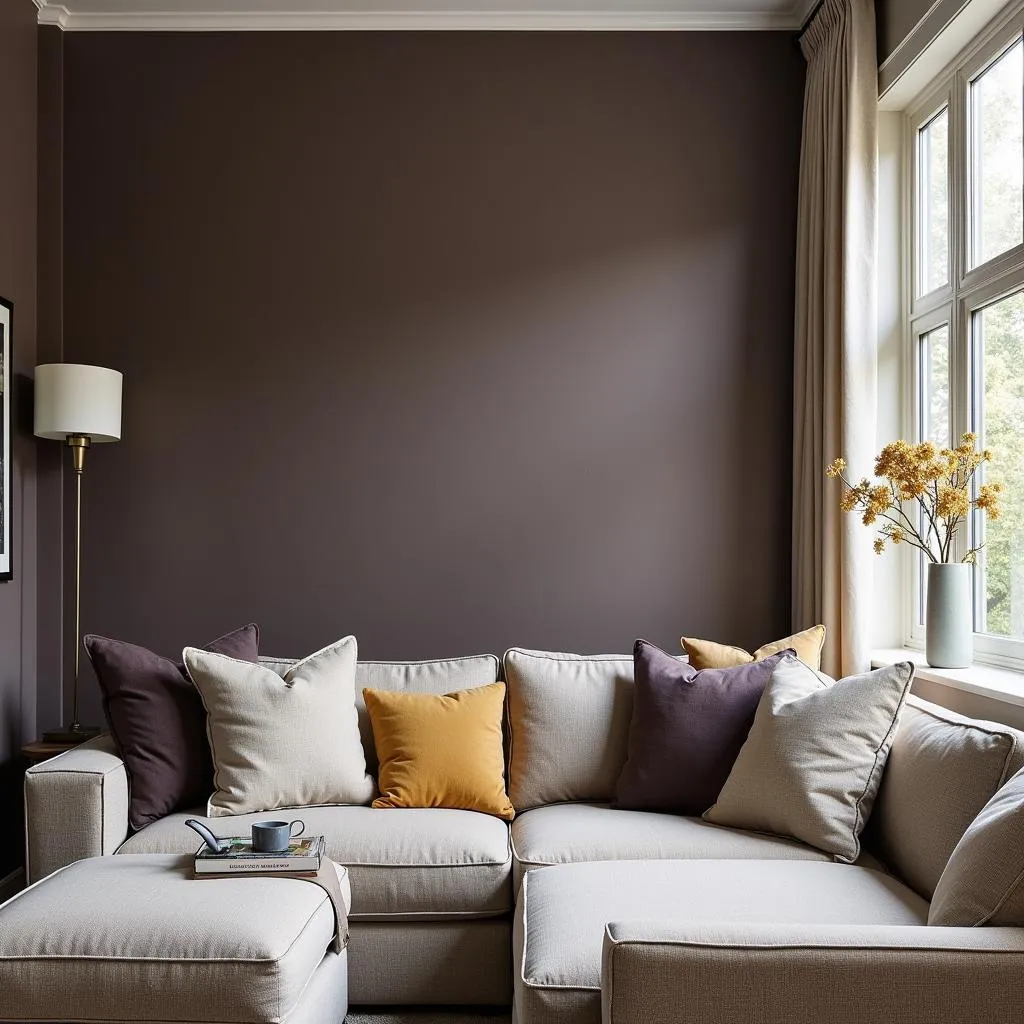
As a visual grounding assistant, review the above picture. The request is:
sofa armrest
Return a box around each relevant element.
[602,921,1024,1024]
[24,735,130,883]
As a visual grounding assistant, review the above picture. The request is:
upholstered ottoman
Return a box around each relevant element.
[0,854,350,1024]
[513,859,929,1024]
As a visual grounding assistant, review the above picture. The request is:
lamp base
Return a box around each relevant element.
[43,724,101,744]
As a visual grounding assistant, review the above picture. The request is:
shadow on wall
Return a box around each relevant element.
[0,684,24,877]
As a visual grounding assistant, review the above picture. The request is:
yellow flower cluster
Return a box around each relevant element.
[873,440,948,500]
[825,433,1005,563]
[975,482,1004,521]
[936,486,970,521]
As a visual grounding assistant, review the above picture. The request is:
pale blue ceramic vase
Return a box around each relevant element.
[926,562,973,668]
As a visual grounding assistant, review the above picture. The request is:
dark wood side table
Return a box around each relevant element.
[21,739,84,765]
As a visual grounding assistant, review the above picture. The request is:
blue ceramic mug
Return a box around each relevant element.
[251,819,305,853]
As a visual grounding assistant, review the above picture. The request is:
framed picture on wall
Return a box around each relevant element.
[0,295,11,582]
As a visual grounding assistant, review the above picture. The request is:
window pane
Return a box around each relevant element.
[918,324,951,624]
[917,109,949,295]
[970,39,1024,268]
[973,292,1024,639]
[921,324,951,447]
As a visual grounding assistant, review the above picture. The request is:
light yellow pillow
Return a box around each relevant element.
[681,624,826,671]
[363,681,514,820]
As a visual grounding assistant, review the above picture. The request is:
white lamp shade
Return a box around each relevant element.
[34,363,123,442]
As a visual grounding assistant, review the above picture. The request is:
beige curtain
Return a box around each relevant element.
[793,0,878,678]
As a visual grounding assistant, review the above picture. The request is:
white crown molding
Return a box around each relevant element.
[37,3,70,28]
[35,3,807,32]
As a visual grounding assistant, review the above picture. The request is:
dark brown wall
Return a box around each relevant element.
[877,0,938,62]
[0,0,38,876]
[57,31,804,724]
[37,25,65,738]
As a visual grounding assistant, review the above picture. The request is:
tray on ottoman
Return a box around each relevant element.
[0,854,350,1024]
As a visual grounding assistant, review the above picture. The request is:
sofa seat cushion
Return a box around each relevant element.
[511,803,833,884]
[514,859,927,1024]
[118,805,512,920]
[0,854,341,1023]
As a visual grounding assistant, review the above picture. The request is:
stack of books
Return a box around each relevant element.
[194,835,325,876]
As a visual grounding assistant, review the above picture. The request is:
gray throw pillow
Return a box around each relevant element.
[929,764,1024,926]
[704,656,915,862]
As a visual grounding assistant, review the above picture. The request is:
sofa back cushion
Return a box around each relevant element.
[504,649,633,810]
[260,654,500,773]
[929,763,1024,926]
[864,695,1024,899]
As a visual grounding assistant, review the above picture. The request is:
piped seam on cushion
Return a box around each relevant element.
[504,650,632,664]
[119,849,513,869]
[260,654,501,672]
[23,761,125,778]
[600,933,1024,954]
[0,885,333,965]
[849,669,914,863]
[996,734,1020,789]
[517,870,531,989]
[975,862,1024,926]
[785,657,877,861]
[905,699,1020,784]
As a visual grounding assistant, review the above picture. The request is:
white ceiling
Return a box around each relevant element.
[35,0,818,32]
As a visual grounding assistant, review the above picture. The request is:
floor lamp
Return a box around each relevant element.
[34,363,123,743]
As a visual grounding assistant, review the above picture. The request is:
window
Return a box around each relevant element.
[906,11,1024,666]
[972,293,1024,638]
[969,41,1023,268]
[917,110,949,296]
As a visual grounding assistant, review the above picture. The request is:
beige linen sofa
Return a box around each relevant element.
[23,650,1024,1021]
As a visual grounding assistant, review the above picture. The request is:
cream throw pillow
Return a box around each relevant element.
[704,656,914,862]
[929,764,1024,926]
[184,636,374,816]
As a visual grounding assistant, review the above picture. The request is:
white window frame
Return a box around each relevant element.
[902,0,1024,669]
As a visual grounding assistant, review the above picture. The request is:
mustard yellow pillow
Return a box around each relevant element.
[363,682,514,820]
[681,625,826,671]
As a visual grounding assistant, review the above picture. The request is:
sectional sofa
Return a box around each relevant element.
[23,648,1024,1021]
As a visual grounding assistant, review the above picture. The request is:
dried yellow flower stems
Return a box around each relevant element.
[826,434,1003,563]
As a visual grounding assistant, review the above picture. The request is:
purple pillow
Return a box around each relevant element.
[84,624,259,830]
[613,639,791,816]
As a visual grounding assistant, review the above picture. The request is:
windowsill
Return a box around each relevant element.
[871,647,1024,708]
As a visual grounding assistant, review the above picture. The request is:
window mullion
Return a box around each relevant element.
[950,64,972,568]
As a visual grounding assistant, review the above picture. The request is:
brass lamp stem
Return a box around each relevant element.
[68,434,90,732]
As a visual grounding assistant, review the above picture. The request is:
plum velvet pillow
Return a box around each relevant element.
[84,624,259,829]
[613,640,791,816]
